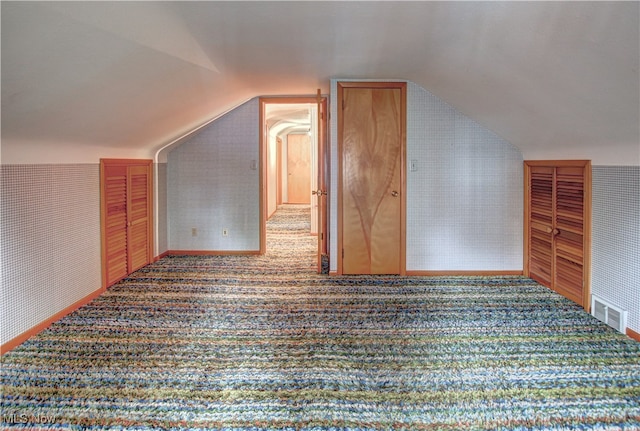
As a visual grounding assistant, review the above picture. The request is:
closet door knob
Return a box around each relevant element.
[391,191,399,197]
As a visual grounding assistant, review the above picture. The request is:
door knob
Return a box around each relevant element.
[391,191,399,197]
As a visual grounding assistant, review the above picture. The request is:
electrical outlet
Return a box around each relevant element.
[191,227,197,237]
[222,228,229,237]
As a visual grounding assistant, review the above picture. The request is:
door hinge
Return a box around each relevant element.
[342,249,344,258]
[320,233,324,240]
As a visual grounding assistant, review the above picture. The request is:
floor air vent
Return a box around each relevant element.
[591,295,627,334]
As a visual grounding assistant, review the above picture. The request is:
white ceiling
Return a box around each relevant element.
[1,1,638,164]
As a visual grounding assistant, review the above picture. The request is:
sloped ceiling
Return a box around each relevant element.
[1,1,638,164]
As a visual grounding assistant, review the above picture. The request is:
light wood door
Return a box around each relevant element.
[525,161,591,309]
[287,134,311,204]
[338,82,406,275]
[101,159,153,288]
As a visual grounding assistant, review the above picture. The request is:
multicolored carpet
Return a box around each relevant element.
[2,205,639,430]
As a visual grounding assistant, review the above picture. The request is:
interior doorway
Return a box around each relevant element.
[259,96,328,273]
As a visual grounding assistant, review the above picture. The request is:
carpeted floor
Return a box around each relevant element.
[2,205,639,430]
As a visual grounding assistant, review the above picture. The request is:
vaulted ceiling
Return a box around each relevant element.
[1,1,638,164]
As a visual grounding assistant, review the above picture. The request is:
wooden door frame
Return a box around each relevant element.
[259,96,328,257]
[337,81,407,275]
[100,158,154,289]
[523,160,591,310]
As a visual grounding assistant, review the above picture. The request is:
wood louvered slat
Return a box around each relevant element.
[129,224,149,271]
[555,229,583,263]
[555,257,583,304]
[556,167,584,236]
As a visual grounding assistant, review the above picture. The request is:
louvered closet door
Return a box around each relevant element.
[101,159,153,288]
[128,165,151,273]
[554,167,586,305]
[525,161,591,309]
[528,166,554,287]
[103,165,129,286]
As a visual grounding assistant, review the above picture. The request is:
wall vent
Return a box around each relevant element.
[591,295,628,334]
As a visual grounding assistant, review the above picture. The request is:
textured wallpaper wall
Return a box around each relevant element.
[1,164,102,345]
[592,166,640,334]
[405,82,523,271]
[167,98,260,251]
[156,163,168,255]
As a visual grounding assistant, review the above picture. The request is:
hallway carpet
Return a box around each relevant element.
[2,206,639,430]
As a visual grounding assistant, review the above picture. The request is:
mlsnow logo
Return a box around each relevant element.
[2,412,57,424]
